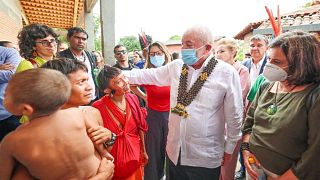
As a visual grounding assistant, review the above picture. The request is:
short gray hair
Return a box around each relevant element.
[183,25,213,45]
[250,34,268,45]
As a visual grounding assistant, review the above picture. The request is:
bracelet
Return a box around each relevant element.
[240,142,250,152]
[104,133,116,147]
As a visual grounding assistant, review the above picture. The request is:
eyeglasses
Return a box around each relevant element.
[149,51,164,57]
[115,50,127,55]
[35,39,57,47]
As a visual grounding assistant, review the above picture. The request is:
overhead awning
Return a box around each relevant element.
[19,0,85,29]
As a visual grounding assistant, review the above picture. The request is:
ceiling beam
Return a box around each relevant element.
[18,0,29,25]
[73,0,79,26]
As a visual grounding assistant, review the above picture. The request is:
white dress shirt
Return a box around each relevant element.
[249,54,266,85]
[124,55,243,168]
[81,53,96,100]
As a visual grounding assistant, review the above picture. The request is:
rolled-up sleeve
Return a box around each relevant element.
[223,71,243,154]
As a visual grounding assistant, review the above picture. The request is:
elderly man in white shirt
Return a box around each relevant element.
[124,26,243,180]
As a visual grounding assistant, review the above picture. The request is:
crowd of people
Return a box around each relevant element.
[0,22,319,180]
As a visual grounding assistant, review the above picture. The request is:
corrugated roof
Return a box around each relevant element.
[19,0,84,29]
[234,4,320,39]
[234,21,263,40]
[257,4,320,29]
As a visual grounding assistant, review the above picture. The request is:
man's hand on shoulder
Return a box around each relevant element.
[87,125,112,145]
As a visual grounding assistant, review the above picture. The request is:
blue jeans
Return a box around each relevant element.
[239,151,246,172]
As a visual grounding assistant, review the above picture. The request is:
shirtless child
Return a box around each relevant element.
[0,68,112,179]
[41,58,115,154]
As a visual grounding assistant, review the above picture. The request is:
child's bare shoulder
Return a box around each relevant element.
[60,107,84,116]
[79,106,103,126]
[79,106,101,116]
[63,107,82,113]
[1,130,21,151]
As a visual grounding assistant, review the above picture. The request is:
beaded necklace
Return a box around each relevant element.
[171,57,218,118]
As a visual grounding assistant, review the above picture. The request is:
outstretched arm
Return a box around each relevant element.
[123,61,176,86]
[130,85,147,103]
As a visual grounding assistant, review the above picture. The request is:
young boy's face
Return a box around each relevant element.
[108,73,130,95]
[3,85,21,115]
[67,69,92,106]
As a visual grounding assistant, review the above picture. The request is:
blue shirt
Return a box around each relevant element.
[135,61,145,69]
[0,47,21,120]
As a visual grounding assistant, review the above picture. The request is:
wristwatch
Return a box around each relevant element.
[104,133,116,147]
[240,142,250,151]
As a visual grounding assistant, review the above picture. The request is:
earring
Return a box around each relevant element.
[32,50,38,57]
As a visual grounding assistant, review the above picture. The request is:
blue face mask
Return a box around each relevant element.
[181,46,205,65]
[150,55,165,67]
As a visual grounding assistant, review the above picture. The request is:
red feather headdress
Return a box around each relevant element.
[265,5,282,37]
[138,31,152,50]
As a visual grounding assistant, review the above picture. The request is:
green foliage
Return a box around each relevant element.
[304,2,312,7]
[169,35,182,40]
[57,35,68,43]
[54,28,68,43]
[118,36,141,52]
[95,38,102,51]
[93,15,102,51]
[93,16,100,35]
[235,40,245,61]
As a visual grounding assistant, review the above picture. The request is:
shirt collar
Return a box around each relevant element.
[251,54,266,67]
[34,56,47,62]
